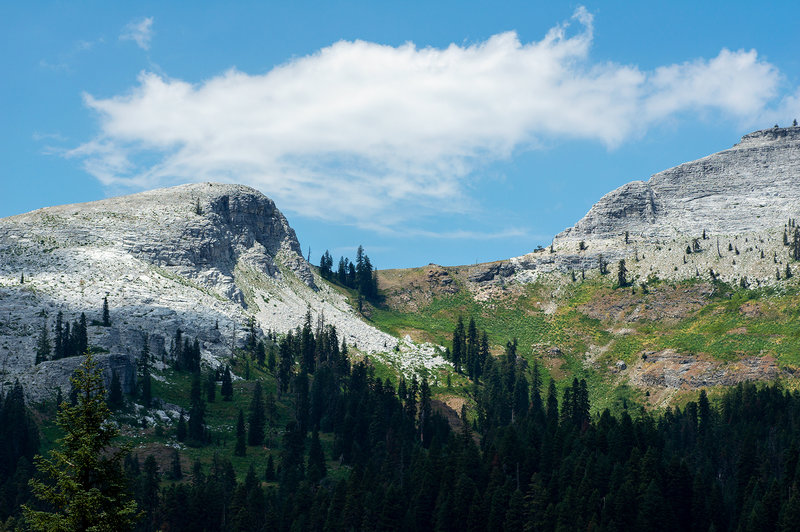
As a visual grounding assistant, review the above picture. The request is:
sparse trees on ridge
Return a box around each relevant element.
[320,245,379,301]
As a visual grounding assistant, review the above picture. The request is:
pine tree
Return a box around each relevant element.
[23,352,139,531]
[140,455,159,532]
[206,371,216,403]
[466,318,478,379]
[235,409,246,457]
[54,311,63,360]
[452,317,465,373]
[247,381,266,446]
[176,412,187,442]
[337,257,347,285]
[617,259,628,287]
[138,341,152,409]
[35,320,50,364]
[169,449,182,481]
[793,229,800,261]
[171,329,183,369]
[265,455,276,482]
[102,296,110,327]
[267,345,276,372]
[63,321,72,358]
[307,429,327,483]
[76,313,88,356]
[221,366,233,401]
[187,373,206,444]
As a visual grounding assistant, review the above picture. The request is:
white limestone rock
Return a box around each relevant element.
[0,183,445,401]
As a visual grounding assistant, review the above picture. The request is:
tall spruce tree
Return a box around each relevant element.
[247,382,266,446]
[138,340,152,409]
[221,366,233,401]
[617,259,628,287]
[187,373,205,444]
[23,352,139,531]
[35,320,50,365]
[452,317,465,373]
[54,311,63,360]
[307,429,327,484]
[235,409,246,457]
[102,296,110,327]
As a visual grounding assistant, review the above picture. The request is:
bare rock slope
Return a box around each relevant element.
[508,126,800,285]
[0,183,447,400]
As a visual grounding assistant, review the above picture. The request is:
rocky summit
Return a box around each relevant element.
[0,183,447,401]
[506,126,800,286]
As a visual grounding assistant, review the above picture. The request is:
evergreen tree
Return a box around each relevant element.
[452,317,465,373]
[466,317,478,379]
[319,250,333,279]
[63,321,71,358]
[138,341,152,409]
[187,373,206,444]
[235,409,246,457]
[35,320,50,364]
[267,344,276,372]
[247,381,266,446]
[265,455,276,482]
[76,313,88,356]
[277,335,294,396]
[337,257,348,285]
[23,352,139,531]
[307,429,327,484]
[295,371,310,435]
[617,259,628,287]
[221,366,233,401]
[169,449,182,481]
[245,317,257,357]
[419,376,433,445]
[176,411,187,442]
[54,311,63,360]
[205,371,216,403]
[794,229,800,261]
[171,329,183,369]
[102,296,110,327]
[140,455,159,532]
[281,420,305,491]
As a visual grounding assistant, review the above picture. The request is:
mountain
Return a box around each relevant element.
[0,183,446,400]
[506,126,800,286]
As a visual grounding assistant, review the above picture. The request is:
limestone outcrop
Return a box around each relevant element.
[507,126,800,286]
[0,183,449,400]
[555,126,800,247]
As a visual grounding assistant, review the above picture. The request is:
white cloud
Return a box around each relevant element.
[120,17,153,51]
[76,7,785,230]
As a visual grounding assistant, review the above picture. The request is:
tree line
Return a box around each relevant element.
[10,314,800,530]
[318,245,379,301]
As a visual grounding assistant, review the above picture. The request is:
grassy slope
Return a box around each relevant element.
[368,269,800,413]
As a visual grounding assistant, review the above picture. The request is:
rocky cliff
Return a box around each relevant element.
[556,126,800,246]
[0,183,448,401]
[506,126,800,286]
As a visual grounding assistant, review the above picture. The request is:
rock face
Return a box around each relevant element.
[508,127,800,285]
[0,183,449,401]
[3,183,315,300]
[555,126,800,247]
[627,350,782,389]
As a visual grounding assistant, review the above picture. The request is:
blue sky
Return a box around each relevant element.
[3,2,800,269]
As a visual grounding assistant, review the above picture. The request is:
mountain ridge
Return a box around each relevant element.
[0,182,448,401]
